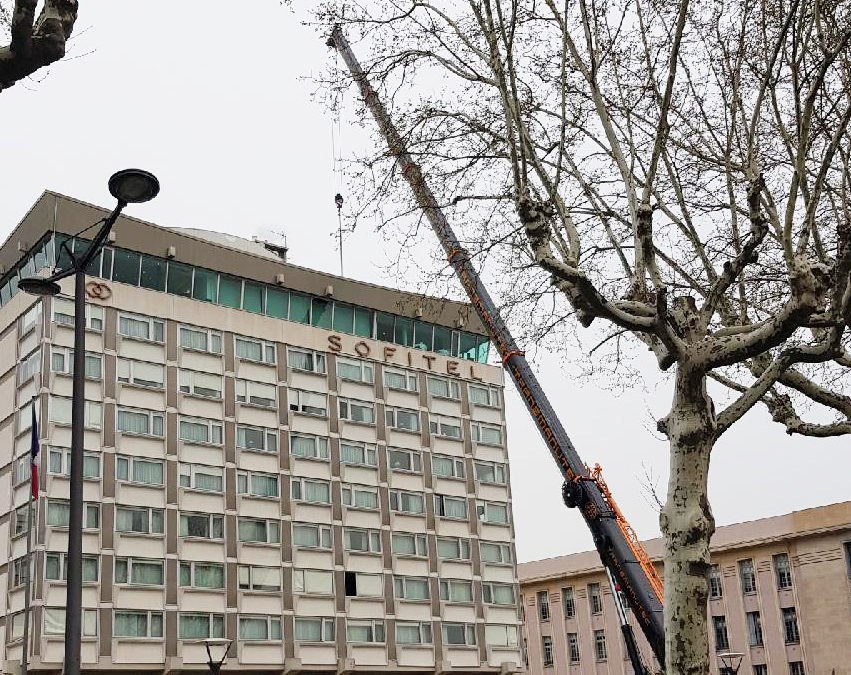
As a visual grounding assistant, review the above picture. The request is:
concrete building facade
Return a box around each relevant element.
[519,502,851,675]
[0,192,522,673]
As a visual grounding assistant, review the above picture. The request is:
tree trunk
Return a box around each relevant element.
[660,364,716,675]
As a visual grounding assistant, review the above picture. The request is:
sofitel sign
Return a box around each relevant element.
[327,333,484,381]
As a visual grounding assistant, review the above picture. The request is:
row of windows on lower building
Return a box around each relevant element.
[711,607,801,650]
[540,630,609,666]
[6,609,518,648]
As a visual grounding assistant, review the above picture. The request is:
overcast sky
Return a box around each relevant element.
[2,1,849,563]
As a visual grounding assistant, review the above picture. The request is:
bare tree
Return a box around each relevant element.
[316,1,851,672]
[0,0,77,91]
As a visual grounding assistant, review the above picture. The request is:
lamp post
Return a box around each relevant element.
[19,169,159,675]
[203,638,232,674]
[718,652,745,675]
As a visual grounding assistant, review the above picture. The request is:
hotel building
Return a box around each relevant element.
[519,501,851,675]
[0,192,522,673]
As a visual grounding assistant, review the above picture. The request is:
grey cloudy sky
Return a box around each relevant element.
[2,1,848,562]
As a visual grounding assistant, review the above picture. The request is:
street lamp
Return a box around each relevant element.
[718,652,744,675]
[203,638,232,674]
[19,169,159,675]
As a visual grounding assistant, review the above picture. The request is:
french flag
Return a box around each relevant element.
[30,403,39,499]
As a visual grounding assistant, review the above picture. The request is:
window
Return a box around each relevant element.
[179,416,223,445]
[342,483,379,510]
[390,489,426,515]
[708,564,723,598]
[542,635,554,667]
[50,348,102,379]
[48,448,100,479]
[291,477,331,504]
[237,517,279,544]
[782,607,800,644]
[432,454,465,479]
[179,463,223,492]
[117,358,164,388]
[475,460,507,484]
[179,562,225,589]
[289,389,328,416]
[482,582,515,605]
[442,622,475,646]
[397,622,432,645]
[747,611,763,647]
[53,297,103,331]
[480,541,512,564]
[236,425,277,453]
[594,629,607,661]
[713,615,730,651]
[11,557,29,588]
[846,541,851,577]
[14,506,28,536]
[113,610,163,638]
[235,336,276,364]
[753,666,768,675]
[739,559,757,594]
[774,552,793,589]
[385,406,420,432]
[116,456,164,485]
[179,613,224,640]
[439,579,473,602]
[384,367,418,392]
[394,576,431,601]
[116,506,164,535]
[589,583,603,614]
[238,565,282,592]
[179,370,222,398]
[293,569,334,595]
[344,527,382,553]
[236,379,276,408]
[347,620,385,643]
[293,522,332,549]
[563,587,575,617]
[179,325,221,353]
[337,356,373,383]
[789,662,805,675]
[472,422,503,446]
[437,536,472,560]
[118,312,164,342]
[388,447,422,473]
[290,433,329,460]
[287,347,325,374]
[117,408,164,437]
[476,500,509,524]
[393,532,427,557]
[295,618,335,642]
[115,558,164,586]
[18,348,41,384]
[237,471,279,498]
[340,440,377,466]
[484,624,517,648]
[429,415,462,439]
[19,302,41,335]
[338,397,375,424]
[537,590,551,621]
[50,396,101,428]
[7,611,24,641]
[341,571,381,598]
[238,615,282,641]
[469,383,500,407]
[44,607,98,637]
[434,494,467,519]
[13,454,32,485]
[427,375,460,400]
[568,633,580,662]
[179,513,224,540]
[47,500,99,529]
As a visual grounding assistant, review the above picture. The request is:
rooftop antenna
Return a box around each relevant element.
[335,193,344,275]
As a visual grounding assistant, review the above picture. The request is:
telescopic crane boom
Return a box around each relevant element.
[326,26,665,668]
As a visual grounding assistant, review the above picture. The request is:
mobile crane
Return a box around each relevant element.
[326,27,666,672]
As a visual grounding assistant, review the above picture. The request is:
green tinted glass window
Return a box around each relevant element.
[219,276,241,308]
[395,317,413,346]
[83,249,102,277]
[354,307,373,337]
[413,321,433,351]
[55,235,74,271]
[451,331,460,357]
[192,268,217,303]
[477,337,490,363]
[459,332,478,361]
[243,281,264,314]
[332,304,354,334]
[33,239,48,271]
[140,256,167,291]
[376,312,395,342]
[290,293,310,324]
[266,288,288,319]
[433,326,452,356]
[112,249,141,285]
[311,298,332,329]
[167,262,193,297]
[100,248,113,279]
[0,283,10,305]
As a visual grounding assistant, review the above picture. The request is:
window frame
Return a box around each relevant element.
[292,522,332,550]
[383,366,419,392]
[236,424,278,453]
[287,346,326,374]
[468,383,501,408]
[113,610,164,639]
[343,527,382,553]
[235,335,276,364]
[179,561,225,590]
[237,517,280,544]
[115,454,165,486]
[336,356,374,384]
[235,378,277,408]
[179,512,225,540]
[385,406,420,432]
[340,440,378,467]
[338,397,376,425]
[289,433,329,461]
[387,447,422,474]
[290,477,331,504]
[115,505,164,536]
[178,462,224,493]
[178,325,222,354]
[178,369,223,399]
[114,557,165,587]
[341,482,380,511]
[178,415,224,446]
[427,375,461,400]
[238,564,282,592]
[292,568,334,596]
[117,357,165,389]
[390,489,426,515]
[289,388,328,417]
[118,311,165,343]
[236,470,280,499]
[429,415,463,439]
[117,406,165,438]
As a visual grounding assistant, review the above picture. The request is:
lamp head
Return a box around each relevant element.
[18,277,62,297]
[202,638,231,665]
[108,169,160,204]
[718,652,744,674]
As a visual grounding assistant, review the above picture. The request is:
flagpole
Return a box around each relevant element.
[21,397,38,675]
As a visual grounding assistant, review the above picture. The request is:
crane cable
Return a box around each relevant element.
[331,49,345,275]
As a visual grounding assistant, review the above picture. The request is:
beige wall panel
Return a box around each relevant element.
[179,444,224,466]
[293,596,336,616]
[0,334,18,378]
[434,477,467,498]
[235,360,277,384]
[386,429,421,450]
[481,566,515,584]
[114,484,166,508]
[390,514,428,534]
[290,458,332,480]
[296,644,337,665]
[480,524,512,542]
[239,642,285,665]
[429,398,462,417]
[235,450,278,474]
[234,405,277,428]
[338,423,377,444]
[398,645,436,667]
[477,484,509,502]
[342,554,383,574]
[387,471,425,491]
[179,540,225,562]
[289,413,329,436]
[178,396,223,419]
[338,380,374,400]
[343,509,382,530]
[289,370,329,392]
[346,598,385,618]
[433,438,465,456]
[179,490,224,514]
[114,535,166,558]
[235,498,280,520]
[179,350,223,374]
[472,445,506,463]
[51,325,75,349]
[16,379,39,407]
[350,644,388,666]
[394,558,429,577]
[116,337,165,363]
[487,647,521,667]
[112,587,166,610]
[293,549,334,569]
[440,561,474,580]
[236,593,282,614]
[292,503,333,524]
[469,404,502,425]
[114,640,165,664]
[483,606,518,625]
[117,385,166,411]
[385,390,419,410]
[435,519,472,539]
[443,606,478,625]
[340,465,379,486]
[236,544,280,567]
[176,590,227,612]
